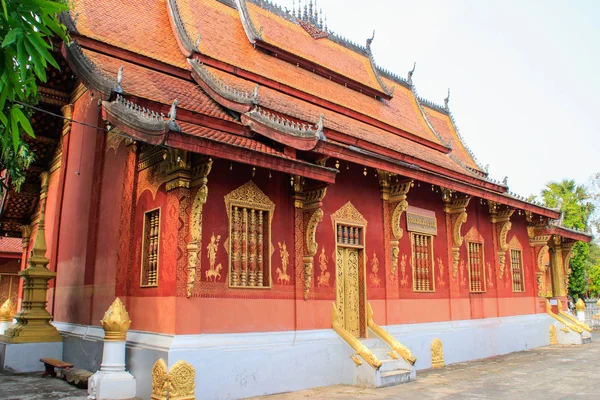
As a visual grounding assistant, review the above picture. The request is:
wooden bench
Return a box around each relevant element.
[40,358,73,378]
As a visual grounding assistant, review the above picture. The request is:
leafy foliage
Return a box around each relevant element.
[540,179,594,299]
[0,0,68,189]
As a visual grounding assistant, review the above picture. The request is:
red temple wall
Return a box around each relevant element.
[53,91,101,325]
[90,140,129,323]
[174,160,296,334]
[113,158,544,334]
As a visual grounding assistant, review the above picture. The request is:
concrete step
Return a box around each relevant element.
[380,369,413,387]
[379,358,411,373]
[370,347,393,361]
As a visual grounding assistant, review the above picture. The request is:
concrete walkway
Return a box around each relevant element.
[251,339,600,400]
[0,372,87,400]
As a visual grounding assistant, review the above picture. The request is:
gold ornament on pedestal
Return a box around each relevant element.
[0,298,16,322]
[100,298,132,342]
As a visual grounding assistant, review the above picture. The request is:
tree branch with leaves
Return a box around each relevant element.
[0,0,68,190]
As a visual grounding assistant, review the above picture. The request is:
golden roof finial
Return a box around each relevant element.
[0,298,16,322]
[576,298,586,312]
[100,298,132,341]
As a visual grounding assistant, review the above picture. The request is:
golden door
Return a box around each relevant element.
[336,247,361,337]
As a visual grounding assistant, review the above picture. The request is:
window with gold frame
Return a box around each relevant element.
[224,181,275,289]
[411,233,435,292]
[510,249,525,292]
[141,208,160,287]
[467,241,486,293]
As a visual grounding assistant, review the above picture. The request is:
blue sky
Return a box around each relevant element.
[281,0,599,198]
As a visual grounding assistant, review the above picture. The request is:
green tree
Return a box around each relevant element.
[0,0,68,189]
[540,179,594,299]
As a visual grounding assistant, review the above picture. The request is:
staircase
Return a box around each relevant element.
[359,335,415,387]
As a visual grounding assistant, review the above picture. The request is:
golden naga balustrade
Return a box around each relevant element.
[331,303,382,370]
[366,303,416,365]
[545,300,583,334]
[557,300,592,333]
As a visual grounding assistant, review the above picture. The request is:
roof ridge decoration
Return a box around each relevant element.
[443,90,489,175]
[375,65,411,89]
[292,0,329,39]
[235,0,264,43]
[167,0,200,57]
[242,106,325,150]
[407,71,452,152]
[364,30,395,97]
[64,41,120,99]
[102,94,181,145]
[189,59,258,113]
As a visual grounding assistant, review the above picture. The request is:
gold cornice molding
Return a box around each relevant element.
[384,178,413,277]
[488,201,515,277]
[300,184,328,300]
[443,190,471,277]
[187,158,213,298]
[165,149,192,192]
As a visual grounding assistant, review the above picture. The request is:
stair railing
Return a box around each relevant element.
[557,300,592,332]
[546,299,583,334]
[367,302,416,365]
[331,303,382,370]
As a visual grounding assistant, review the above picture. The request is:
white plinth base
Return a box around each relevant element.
[0,321,13,335]
[0,341,63,372]
[88,370,136,400]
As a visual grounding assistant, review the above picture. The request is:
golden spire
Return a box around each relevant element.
[100,298,132,341]
[0,298,15,322]
[576,298,586,312]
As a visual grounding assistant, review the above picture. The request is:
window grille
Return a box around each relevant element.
[229,206,271,288]
[510,249,525,292]
[336,224,363,246]
[468,242,485,292]
[412,233,434,292]
[141,209,160,287]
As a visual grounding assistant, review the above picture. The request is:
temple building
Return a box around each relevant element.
[0,0,592,398]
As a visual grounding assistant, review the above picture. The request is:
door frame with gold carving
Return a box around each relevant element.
[331,202,368,338]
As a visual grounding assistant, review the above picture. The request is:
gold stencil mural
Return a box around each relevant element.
[317,247,330,287]
[205,233,222,282]
[487,262,494,288]
[437,258,446,287]
[369,253,381,288]
[400,254,409,288]
[277,241,291,285]
[459,259,467,287]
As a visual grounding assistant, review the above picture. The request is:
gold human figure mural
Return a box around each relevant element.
[370,253,381,288]
[205,233,222,282]
[277,241,290,284]
[317,247,330,287]
[486,262,494,288]
[437,258,445,287]
[399,254,409,288]
[459,259,467,287]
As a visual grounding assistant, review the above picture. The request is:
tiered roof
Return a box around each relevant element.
[61,0,581,223]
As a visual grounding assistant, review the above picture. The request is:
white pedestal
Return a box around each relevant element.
[577,310,586,323]
[88,341,136,400]
[0,320,14,335]
[0,341,63,372]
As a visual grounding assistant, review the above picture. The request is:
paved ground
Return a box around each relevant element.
[0,372,87,400]
[252,340,600,400]
[1,341,598,399]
